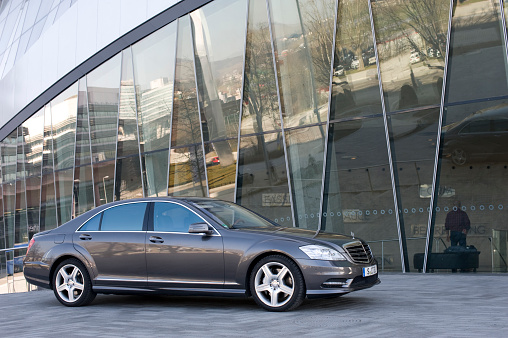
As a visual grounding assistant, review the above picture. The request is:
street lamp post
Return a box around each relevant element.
[103,176,109,204]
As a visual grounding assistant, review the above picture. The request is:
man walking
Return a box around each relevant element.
[445,200,471,247]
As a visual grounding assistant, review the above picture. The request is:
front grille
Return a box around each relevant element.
[344,241,373,264]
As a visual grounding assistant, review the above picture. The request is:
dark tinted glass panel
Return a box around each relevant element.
[39,172,57,231]
[87,54,121,163]
[133,22,177,153]
[192,0,247,141]
[101,202,147,231]
[55,168,73,225]
[268,0,335,128]
[168,145,207,197]
[79,212,101,231]
[372,0,449,112]
[25,175,40,238]
[236,132,292,224]
[241,0,281,135]
[171,16,202,148]
[433,100,508,272]
[73,165,94,216]
[114,156,143,201]
[285,125,325,229]
[153,202,202,232]
[141,149,168,197]
[93,160,115,206]
[51,83,77,170]
[446,0,508,103]
[117,48,140,158]
[322,118,400,270]
[332,0,381,120]
[22,108,44,177]
[75,78,92,166]
[205,139,237,201]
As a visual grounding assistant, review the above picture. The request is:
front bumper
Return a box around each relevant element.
[297,258,380,297]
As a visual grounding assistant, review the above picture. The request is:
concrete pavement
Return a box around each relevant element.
[1,273,507,337]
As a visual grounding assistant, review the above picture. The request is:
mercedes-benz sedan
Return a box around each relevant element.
[24,197,379,311]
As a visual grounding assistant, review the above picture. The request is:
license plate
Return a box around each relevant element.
[363,265,377,277]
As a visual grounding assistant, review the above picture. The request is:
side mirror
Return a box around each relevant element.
[189,222,212,235]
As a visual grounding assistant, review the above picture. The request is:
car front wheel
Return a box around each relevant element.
[53,258,96,307]
[250,255,305,311]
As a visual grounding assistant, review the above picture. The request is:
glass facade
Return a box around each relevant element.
[2,0,508,294]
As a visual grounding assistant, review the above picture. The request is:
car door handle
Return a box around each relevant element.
[149,236,164,244]
[79,234,92,240]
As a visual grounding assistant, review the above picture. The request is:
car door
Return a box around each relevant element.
[73,202,149,288]
[146,201,224,289]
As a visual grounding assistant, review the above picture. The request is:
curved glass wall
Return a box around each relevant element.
[3,0,508,294]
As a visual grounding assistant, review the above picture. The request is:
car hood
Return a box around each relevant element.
[233,227,359,248]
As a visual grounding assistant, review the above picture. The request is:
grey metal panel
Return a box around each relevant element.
[367,0,406,272]
[423,0,455,274]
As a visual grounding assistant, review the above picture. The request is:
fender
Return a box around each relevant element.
[40,243,92,287]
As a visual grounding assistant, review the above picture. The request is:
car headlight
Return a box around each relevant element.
[299,245,346,261]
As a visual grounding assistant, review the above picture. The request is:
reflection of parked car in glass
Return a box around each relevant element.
[442,105,508,165]
[7,243,28,275]
[334,65,344,76]
[368,56,376,65]
[427,47,441,58]
[351,57,360,69]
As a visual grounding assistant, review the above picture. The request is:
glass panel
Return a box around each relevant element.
[100,202,147,231]
[168,145,207,197]
[141,149,168,197]
[15,127,27,245]
[205,139,237,201]
[87,54,121,163]
[73,165,94,217]
[1,131,17,183]
[52,83,78,170]
[55,168,73,225]
[240,0,281,135]
[446,0,508,104]
[21,0,41,33]
[79,212,101,231]
[236,132,292,224]
[39,172,56,231]
[3,183,15,248]
[433,100,508,272]
[171,16,202,149]
[75,78,91,166]
[117,48,140,158]
[114,155,143,201]
[42,104,54,173]
[268,0,335,128]
[322,118,400,271]
[133,21,177,153]
[22,108,44,178]
[192,0,247,141]
[153,202,202,233]
[285,125,325,230]
[372,0,449,112]
[25,176,40,238]
[93,160,115,206]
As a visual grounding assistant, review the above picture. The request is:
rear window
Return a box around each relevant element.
[79,213,102,231]
[100,203,148,231]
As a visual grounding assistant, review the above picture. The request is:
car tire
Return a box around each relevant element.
[250,255,305,312]
[451,148,467,165]
[53,258,96,307]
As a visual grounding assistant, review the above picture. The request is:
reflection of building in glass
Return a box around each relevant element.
[2,0,508,294]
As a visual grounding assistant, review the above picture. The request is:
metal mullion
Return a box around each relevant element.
[189,15,210,197]
[112,51,123,202]
[70,81,79,219]
[266,0,296,228]
[129,46,145,198]
[167,20,179,197]
[0,143,5,250]
[499,0,508,74]
[368,0,406,272]
[84,76,96,208]
[20,127,29,240]
[317,0,339,234]
[234,0,251,204]
[38,106,45,231]
[49,103,58,226]
[423,0,454,274]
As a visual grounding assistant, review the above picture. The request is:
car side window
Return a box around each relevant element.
[100,203,148,231]
[153,202,204,233]
[79,213,102,231]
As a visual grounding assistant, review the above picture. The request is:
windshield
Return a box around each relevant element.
[191,200,276,229]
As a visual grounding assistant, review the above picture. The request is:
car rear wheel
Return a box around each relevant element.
[250,255,305,311]
[451,148,467,165]
[53,258,96,307]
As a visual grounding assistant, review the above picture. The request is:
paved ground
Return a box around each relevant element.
[1,273,507,337]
